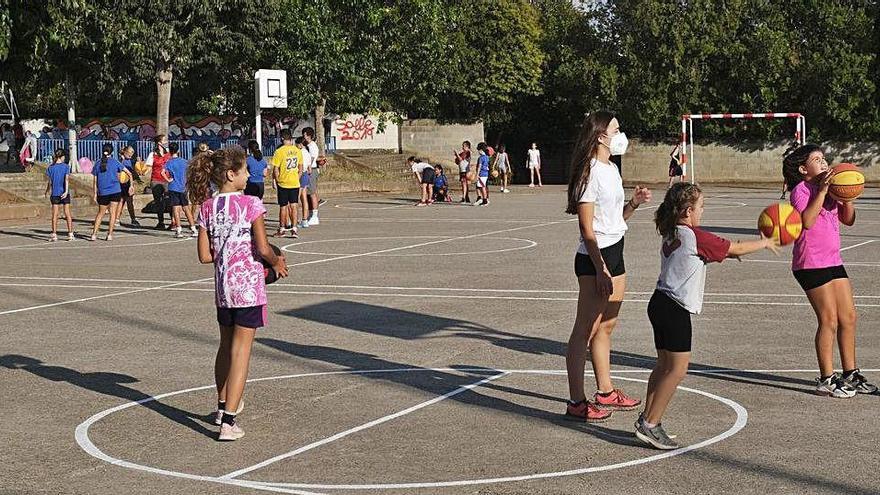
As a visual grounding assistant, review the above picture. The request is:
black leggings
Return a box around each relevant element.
[151,183,167,224]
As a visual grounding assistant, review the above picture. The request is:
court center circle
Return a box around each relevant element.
[75,368,748,493]
[280,236,537,257]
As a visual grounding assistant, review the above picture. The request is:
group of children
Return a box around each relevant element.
[264,127,323,238]
[408,140,528,206]
[565,111,875,451]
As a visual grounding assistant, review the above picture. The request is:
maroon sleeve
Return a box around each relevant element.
[692,227,731,263]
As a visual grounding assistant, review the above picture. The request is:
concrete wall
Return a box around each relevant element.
[623,140,880,184]
[400,119,485,168]
[331,114,399,151]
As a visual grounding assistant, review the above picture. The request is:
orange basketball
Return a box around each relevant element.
[758,202,802,246]
[828,163,864,202]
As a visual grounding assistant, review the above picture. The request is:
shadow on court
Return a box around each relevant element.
[280,300,816,396]
[256,338,640,446]
[0,354,215,438]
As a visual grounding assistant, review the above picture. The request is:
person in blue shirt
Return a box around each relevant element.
[90,144,131,241]
[44,148,74,241]
[245,140,268,200]
[474,142,490,206]
[432,164,450,202]
[114,145,141,227]
[161,142,197,238]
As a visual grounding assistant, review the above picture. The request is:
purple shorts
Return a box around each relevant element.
[216,305,267,329]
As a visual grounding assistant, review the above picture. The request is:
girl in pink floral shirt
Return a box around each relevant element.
[189,146,289,441]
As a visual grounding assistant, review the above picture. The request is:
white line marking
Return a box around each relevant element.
[4,276,880,299]
[75,368,749,492]
[220,371,510,480]
[5,283,878,308]
[282,236,537,257]
[840,240,876,252]
[0,218,572,317]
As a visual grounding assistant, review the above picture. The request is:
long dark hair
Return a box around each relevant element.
[655,183,702,240]
[52,148,67,163]
[566,111,615,214]
[187,146,247,204]
[100,143,113,172]
[782,143,823,191]
[247,140,263,161]
[153,134,167,155]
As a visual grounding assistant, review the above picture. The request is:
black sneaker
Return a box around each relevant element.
[154,223,166,230]
[816,372,857,398]
[634,418,680,450]
[131,219,142,227]
[841,369,878,394]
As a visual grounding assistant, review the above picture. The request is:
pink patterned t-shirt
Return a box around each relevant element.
[198,192,268,308]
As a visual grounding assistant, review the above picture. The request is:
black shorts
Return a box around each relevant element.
[669,165,683,177]
[421,167,436,184]
[277,186,299,206]
[459,172,468,181]
[245,182,265,199]
[217,305,266,329]
[168,190,189,207]
[793,265,848,292]
[574,238,625,277]
[648,290,692,352]
[97,193,122,206]
[50,195,70,205]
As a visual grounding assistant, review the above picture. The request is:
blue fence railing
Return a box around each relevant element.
[37,136,336,163]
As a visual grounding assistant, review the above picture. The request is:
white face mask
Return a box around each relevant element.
[608,132,628,156]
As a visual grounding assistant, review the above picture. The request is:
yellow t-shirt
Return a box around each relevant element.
[271,144,302,188]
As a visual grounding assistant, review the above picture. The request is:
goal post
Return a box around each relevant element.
[679,112,806,183]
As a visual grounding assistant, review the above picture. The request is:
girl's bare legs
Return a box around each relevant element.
[107,202,119,238]
[567,275,608,401]
[223,325,256,413]
[63,204,73,234]
[589,274,626,392]
[51,204,59,234]
[91,205,108,237]
[536,166,543,187]
[215,325,233,402]
[643,350,690,425]
[805,283,839,377]
[832,278,857,372]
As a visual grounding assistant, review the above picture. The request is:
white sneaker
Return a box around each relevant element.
[67,232,75,241]
[49,233,57,242]
[503,188,510,193]
[309,213,319,226]
[190,226,198,237]
[175,227,184,238]
[816,372,856,398]
[528,184,535,188]
[218,422,245,441]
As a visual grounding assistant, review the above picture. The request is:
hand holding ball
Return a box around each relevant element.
[262,244,286,285]
[758,203,802,246]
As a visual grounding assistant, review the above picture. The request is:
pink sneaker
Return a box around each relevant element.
[218,422,245,441]
[594,389,641,411]
[565,400,612,423]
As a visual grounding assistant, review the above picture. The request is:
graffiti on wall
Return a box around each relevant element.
[336,116,375,141]
[43,115,310,142]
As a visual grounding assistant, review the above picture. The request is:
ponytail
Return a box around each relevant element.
[654,183,702,240]
[100,143,113,173]
[187,145,247,204]
[247,140,263,161]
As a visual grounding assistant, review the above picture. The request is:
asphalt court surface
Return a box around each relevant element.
[1,185,879,494]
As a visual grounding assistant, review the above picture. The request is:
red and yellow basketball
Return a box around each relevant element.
[758,203,802,246]
[828,163,864,202]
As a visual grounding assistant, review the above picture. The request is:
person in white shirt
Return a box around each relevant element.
[295,137,312,228]
[562,111,651,424]
[408,156,435,206]
[302,127,322,225]
[527,142,543,188]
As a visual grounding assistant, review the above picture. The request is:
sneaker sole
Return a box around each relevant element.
[595,402,641,411]
[218,431,245,441]
[634,428,679,450]
[564,410,612,424]
[815,389,856,398]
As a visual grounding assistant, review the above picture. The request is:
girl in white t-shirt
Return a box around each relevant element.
[563,111,651,423]
[527,142,543,188]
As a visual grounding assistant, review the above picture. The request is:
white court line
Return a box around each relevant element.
[283,236,537,257]
[12,276,880,298]
[840,240,876,252]
[7,283,878,308]
[220,371,510,480]
[0,218,573,317]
